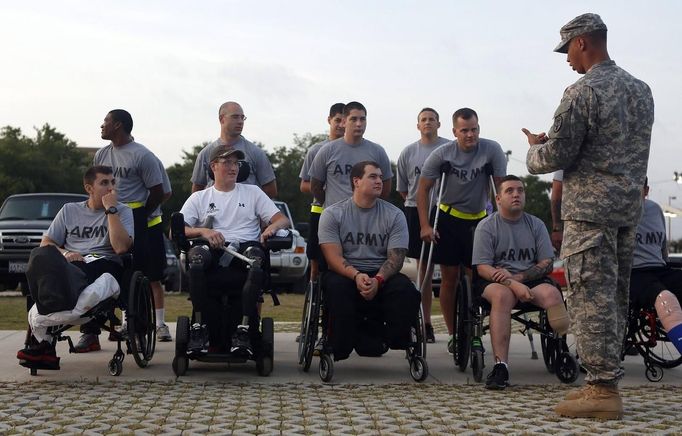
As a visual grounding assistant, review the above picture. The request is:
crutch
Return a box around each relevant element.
[486,164,538,360]
[418,162,452,295]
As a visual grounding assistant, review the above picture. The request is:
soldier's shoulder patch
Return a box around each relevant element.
[553,115,563,133]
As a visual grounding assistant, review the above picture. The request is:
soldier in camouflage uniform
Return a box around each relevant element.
[523,13,654,420]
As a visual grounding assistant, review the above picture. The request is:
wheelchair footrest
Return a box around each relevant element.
[19,358,61,371]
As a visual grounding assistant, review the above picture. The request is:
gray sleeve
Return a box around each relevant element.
[387,210,409,250]
[253,148,276,186]
[376,147,393,180]
[396,149,409,193]
[317,209,340,245]
[420,147,443,180]
[190,147,209,186]
[159,159,171,194]
[489,142,508,177]
[310,145,329,182]
[299,146,317,180]
[533,217,554,260]
[471,219,495,266]
[139,152,164,188]
[46,207,67,246]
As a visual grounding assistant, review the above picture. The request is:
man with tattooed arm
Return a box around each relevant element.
[318,161,420,361]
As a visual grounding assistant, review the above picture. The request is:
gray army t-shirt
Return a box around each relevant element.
[150,156,172,219]
[190,137,276,188]
[472,212,554,275]
[310,138,393,208]
[318,198,408,271]
[93,141,163,204]
[421,139,507,214]
[299,139,329,181]
[397,137,450,207]
[47,201,135,263]
[632,199,667,269]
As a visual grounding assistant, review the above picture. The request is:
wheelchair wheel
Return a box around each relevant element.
[127,271,156,368]
[645,363,664,382]
[471,348,484,382]
[257,317,274,376]
[299,280,320,372]
[410,356,429,382]
[319,353,334,382]
[108,358,123,376]
[555,352,579,383]
[175,316,189,356]
[172,355,189,377]
[632,311,682,369]
[453,274,472,371]
[539,311,558,374]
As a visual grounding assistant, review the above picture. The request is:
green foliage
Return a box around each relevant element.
[0,124,88,204]
[520,174,552,231]
[266,132,327,226]
[162,143,205,230]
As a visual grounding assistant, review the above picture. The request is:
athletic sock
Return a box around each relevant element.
[667,323,682,355]
[156,309,165,327]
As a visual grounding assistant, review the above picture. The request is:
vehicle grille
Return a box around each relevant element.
[0,231,43,251]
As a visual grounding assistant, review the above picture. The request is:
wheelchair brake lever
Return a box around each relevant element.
[221,245,256,266]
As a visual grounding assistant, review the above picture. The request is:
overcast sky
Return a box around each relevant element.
[2,1,682,237]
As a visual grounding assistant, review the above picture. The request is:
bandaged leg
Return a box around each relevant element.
[547,303,570,336]
[656,291,682,354]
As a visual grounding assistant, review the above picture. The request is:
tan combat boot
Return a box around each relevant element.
[564,384,593,401]
[555,384,623,420]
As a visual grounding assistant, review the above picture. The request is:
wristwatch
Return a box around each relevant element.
[105,206,118,215]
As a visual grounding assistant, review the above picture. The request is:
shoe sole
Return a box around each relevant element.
[73,345,101,353]
[555,410,623,420]
[485,384,508,390]
[157,337,172,342]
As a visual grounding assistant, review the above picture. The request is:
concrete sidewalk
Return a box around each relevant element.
[1,328,681,434]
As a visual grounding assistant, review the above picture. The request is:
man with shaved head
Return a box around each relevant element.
[191,101,277,198]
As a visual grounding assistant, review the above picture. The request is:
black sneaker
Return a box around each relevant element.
[485,363,509,390]
[17,340,58,363]
[230,325,253,356]
[425,324,435,343]
[188,323,209,354]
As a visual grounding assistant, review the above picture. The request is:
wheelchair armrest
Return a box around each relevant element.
[170,212,190,253]
[265,230,293,252]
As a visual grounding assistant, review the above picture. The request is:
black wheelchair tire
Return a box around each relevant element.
[555,352,579,384]
[410,356,429,382]
[453,274,472,371]
[176,316,190,355]
[319,353,334,382]
[127,271,156,368]
[472,348,484,383]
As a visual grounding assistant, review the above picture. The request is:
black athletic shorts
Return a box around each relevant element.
[629,266,682,309]
[131,207,149,272]
[145,221,165,281]
[432,211,483,266]
[307,210,321,261]
[404,206,435,262]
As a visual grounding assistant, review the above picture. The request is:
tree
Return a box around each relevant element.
[162,143,205,231]
[519,175,552,231]
[0,124,88,204]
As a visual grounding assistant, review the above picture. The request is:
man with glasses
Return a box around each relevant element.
[180,145,289,354]
[191,101,278,198]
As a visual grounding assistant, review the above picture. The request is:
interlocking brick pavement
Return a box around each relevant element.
[1,381,681,435]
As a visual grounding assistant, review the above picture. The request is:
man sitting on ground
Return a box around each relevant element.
[629,178,682,355]
[318,161,420,361]
[179,145,289,355]
[472,175,569,389]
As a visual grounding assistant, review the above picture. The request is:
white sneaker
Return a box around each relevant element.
[156,324,172,342]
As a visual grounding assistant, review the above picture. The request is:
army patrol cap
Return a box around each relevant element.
[554,13,607,53]
[209,145,245,162]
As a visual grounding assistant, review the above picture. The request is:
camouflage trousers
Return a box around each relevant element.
[561,221,635,384]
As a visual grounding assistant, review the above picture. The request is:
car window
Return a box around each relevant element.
[0,196,87,221]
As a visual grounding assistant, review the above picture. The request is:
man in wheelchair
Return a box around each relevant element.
[629,179,682,355]
[17,165,134,363]
[472,175,569,389]
[318,161,420,361]
[178,145,289,356]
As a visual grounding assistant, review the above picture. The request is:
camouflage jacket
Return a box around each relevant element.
[526,60,654,226]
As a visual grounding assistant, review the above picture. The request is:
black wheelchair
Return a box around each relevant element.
[298,274,429,383]
[622,304,682,382]
[19,256,156,377]
[453,272,579,384]
[170,212,291,377]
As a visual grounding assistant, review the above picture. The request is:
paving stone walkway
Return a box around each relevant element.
[1,381,681,435]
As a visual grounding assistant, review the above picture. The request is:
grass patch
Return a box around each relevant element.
[0,291,443,329]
